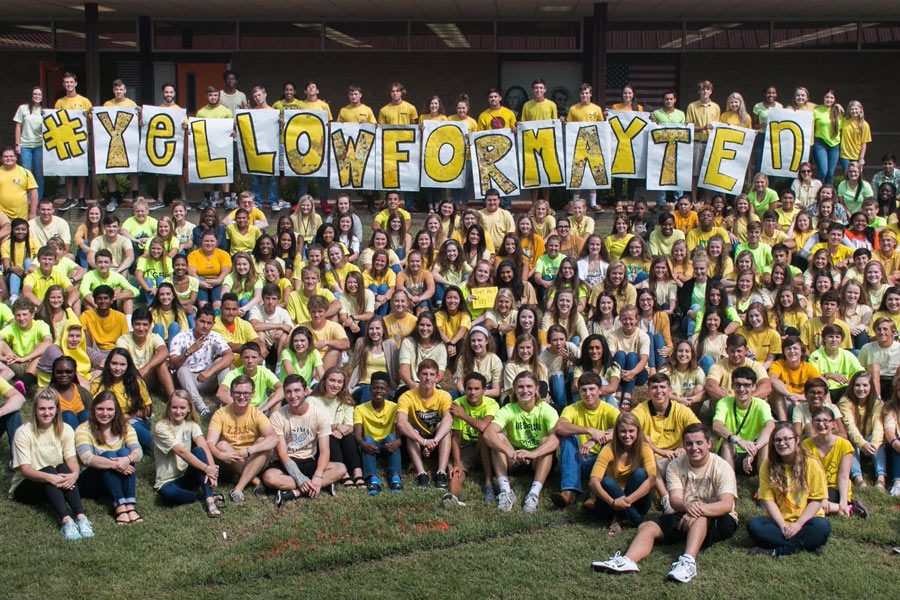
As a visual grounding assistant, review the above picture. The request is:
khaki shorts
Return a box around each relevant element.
[692,141,708,175]
[459,443,481,474]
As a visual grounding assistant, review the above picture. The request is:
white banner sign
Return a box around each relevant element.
[282,109,329,179]
[92,107,140,175]
[699,123,757,194]
[187,117,234,184]
[235,109,280,176]
[761,108,814,178]
[470,128,520,199]
[41,109,90,176]
[565,121,613,190]
[645,124,694,192]
[138,106,187,176]
[329,122,377,190]
[420,120,467,189]
[607,110,652,180]
[517,119,565,190]
[376,125,420,191]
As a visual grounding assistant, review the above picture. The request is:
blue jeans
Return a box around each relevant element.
[198,278,223,306]
[352,384,371,404]
[369,283,391,316]
[99,448,137,507]
[20,146,44,200]
[153,322,183,345]
[252,175,278,205]
[75,248,90,269]
[648,332,667,370]
[451,167,472,206]
[0,410,22,453]
[559,435,598,494]
[129,417,153,456]
[890,443,900,481]
[403,193,417,212]
[434,283,446,306]
[421,188,444,208]
[360,434,402,479]
[851,330,869,351]
[62,409,88,432]
[596,468,651,524]
[7,258,32,296]
[157,446,214,505]
[685,304,700,338]
[851,435,886,479]
[550,372,573,411]
[699,354,715,375]
[613,351,649,394]
[747,515,831,555]
[812,139,840,185]
[298,177,328,204]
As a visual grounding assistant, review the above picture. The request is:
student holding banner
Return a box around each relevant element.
[650,91,687,209]
[686,81,721,202]
[477,88,517,131]
[195,87,234,210]
[152,83,188,209]
[246,86,288,212]
[448,95,478,207]
[297,82,333,213]
[101,80,140,213]
[566,83,604,210]
[752,87,783,177]
[53,73,92,212]
[609,86,645,204]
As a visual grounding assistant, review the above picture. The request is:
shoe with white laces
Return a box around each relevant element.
[666,554,696,583]
[60,519,82,541]
[105,198,118,213]
[592,552,639,573]
[890,479,900,497]
[522,492,540,513]
[76,515,94,538]
[497,489,516,512]
[223,197,238,210]
[271,199,291,212]
[441,493,466,509]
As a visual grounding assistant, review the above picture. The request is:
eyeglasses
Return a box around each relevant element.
[812,418,833,424]
[232,391,253,398]
[799,169,812,173]
[733,382,753,389]
[773,436,795,444]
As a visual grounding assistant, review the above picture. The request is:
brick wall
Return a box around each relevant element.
[679,51,900,175]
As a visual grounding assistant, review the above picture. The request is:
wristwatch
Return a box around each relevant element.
[728,434,739,444]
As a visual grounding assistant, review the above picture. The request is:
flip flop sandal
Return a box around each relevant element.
[115,511,131,526]
[354,477,367,489]
[341,477,355,488]
[128,510,144,524]
[205,500,222,518]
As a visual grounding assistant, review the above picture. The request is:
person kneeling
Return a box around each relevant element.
[592,424,738,583]
[482,372,560,513]
[263,374,347,506]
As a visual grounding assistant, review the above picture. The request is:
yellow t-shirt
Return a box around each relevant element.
[632,400,700,452]
[0,166,37,220]
[187,249,232,278]
[91,379,152,416]
[567,103,604,122]
[196,104,232,119]
[208,405,271,451]
[396,388,452,436]
[337,104,376,124]
[374,207,411,230]
[477,107,517,130]
[378,101,418,125]
[115,333,165,369]
[23,269,71,301]
[384,312,417,341]
[479,208,515,251]
[78,309,126,351]
[353,400,398,441]
[103,98,137,108]
[297,99,333,121]
[801,436,854,499]
[839,119,872,161]
[308,320,348,358]
[225,224,262,254]
[768,360,821,395]
[738,327,783,363]
[448,114,478,132]
[213,317,259,365]
[10,423,76,494]
[559,401,619,455]
[757,456,827,522]
[54,95,93,111]
[590,442,657,487]
[153,420,203,489]
[520,99,557,121]
[435,310,472,341]
[285,287,335,325]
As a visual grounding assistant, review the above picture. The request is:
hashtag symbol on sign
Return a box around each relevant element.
[43,111,88,160]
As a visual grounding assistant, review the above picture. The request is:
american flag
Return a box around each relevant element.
[605,61,679,112]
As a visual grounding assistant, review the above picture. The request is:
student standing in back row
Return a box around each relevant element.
[685,81,721,203]
[566,83,604,211]
[102,80,139,213]
[54,73,92,212]
[520,79,558,204]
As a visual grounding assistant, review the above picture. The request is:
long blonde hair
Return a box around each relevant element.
[33,387,65,437]
[611,412,646,469]
[767,422,808,497]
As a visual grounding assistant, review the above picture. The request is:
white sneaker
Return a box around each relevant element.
[271,200,291,211]
[667,554,697,583]
[223,198,238,210]
[105,198,118,213]
[76,515,95,539]
[60,519,82,541]
[591,552,639,573]
[661,494,675,515]
[890,480,900,497]
[497,489,517,512]
[441,493,466,509]
[522,492,540,513]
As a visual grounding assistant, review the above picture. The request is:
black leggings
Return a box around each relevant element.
[13,464,84,520]
[329,434,361,474]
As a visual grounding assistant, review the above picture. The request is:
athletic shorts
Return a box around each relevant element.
[271,457,317,478]
[656,512,738,549]
[458,443,480,473]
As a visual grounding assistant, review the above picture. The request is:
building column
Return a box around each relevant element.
[84,2,100,104]
[591,2,608,98]
[139,16,153,103]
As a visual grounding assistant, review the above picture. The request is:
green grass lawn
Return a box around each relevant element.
[0,400,897,600]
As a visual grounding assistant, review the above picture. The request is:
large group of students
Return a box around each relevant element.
[1,72,899,583]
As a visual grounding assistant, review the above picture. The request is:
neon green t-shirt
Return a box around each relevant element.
[712,396,773,453]
[492,401,559,450]
[0,320,51,356]
[451,396,499,445]
[221,366,280,408]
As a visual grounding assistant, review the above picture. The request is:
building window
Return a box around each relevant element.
[0,23,53,50]
[860,22,900,48]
